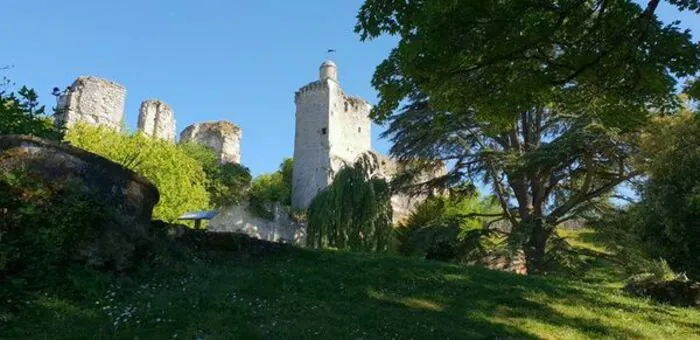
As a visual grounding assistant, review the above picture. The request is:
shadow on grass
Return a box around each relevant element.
[5,245,695,339]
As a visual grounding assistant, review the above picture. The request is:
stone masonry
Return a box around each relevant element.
[137,99,176,142]
[292,60,372,209]
[55,76,126,131]
[180,121,241,164]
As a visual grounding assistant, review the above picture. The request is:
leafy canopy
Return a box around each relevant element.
[179,142,252,208]
[0,85,63,140]
[356,0,700,125]
[355,0,700,273]
[65,124,209,221]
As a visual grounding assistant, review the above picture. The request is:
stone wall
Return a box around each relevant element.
[292,80,332,209]
[207,201,305,245]
[179,121,241,164]
[137,99,176,142]
[55,76,126,131]
[291,60,372,210]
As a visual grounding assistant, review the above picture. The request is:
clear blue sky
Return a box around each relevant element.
[3,1,697,177]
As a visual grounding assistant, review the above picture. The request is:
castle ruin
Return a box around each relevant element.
[55,76,126,131]
[137,99,177,142]
[180,121,242,164]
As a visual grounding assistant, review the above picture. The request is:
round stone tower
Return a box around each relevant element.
[319,60,338,82]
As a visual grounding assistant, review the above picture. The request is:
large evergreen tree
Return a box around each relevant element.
[356,0,700,273]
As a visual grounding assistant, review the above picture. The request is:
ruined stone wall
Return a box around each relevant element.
[328,83,372,175]
[179,121,241,164]
[207,201,305,245]
[291,80,332,209]
[137,99,176,142]
[55,76,126,131]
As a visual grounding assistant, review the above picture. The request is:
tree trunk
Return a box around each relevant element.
[524,219,550,275]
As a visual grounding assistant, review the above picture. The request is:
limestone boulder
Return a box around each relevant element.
[0,135,159,271]
[180,121,241,164]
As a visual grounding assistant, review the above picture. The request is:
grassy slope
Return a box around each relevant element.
[2,230,700,339]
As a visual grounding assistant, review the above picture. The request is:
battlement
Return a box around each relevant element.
[294,80,331,103]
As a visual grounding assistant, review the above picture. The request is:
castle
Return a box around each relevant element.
[55,60,430,241]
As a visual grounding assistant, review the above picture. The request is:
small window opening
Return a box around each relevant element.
[358,127,362,133]
[344,102,349,112]
[321,127,327,135]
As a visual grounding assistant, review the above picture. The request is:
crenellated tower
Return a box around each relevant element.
[292,60,372,209]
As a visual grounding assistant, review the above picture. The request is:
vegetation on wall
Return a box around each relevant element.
[65,124,209,221]
[306,154,392,252]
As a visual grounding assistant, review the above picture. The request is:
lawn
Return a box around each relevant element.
[2,229,699,339]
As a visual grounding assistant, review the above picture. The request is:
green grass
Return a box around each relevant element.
[2,231,700,339]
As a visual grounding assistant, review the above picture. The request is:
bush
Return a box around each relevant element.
[179,142,252,208]
[65,124,209,221]
[395,194,500,262]
[0,169,110,283]
[248,158,293,219]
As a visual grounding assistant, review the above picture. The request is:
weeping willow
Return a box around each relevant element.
[306,154,393,252]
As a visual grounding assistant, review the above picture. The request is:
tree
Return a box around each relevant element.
[356,0,700,273]
[65,124,209,221]
[633,108,700,278]
[247,158,294,218]
[306,153,393,252]
[179,142,252,208]
[0,85,63,140]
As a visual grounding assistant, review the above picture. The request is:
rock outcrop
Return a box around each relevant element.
[0,135,159,270]
[138,99,176,142]
[179,121,241,164]
[55,76,126,131]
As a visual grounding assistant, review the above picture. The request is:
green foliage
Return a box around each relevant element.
[395,194,501,261]
[247,158,293,219]
[65,124,209,221]
[0,169,109,284]
[632,111,700,279]
[352,0,700,273]
[356,0,700,124]
[0,86,63,140]
[306,155,392,252]
[179,142,252,208]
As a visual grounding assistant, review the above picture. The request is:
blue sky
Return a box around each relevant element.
[3,1,698,177]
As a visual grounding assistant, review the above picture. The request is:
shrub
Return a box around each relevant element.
[395,194,500,262]
[0,169,110,283]
[65,124,209,221]
[248,158,293,219]
[179,142,252,207]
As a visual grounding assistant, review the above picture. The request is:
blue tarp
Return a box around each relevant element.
[177,210,219,220]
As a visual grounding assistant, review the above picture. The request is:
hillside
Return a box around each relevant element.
[2,230,699,339]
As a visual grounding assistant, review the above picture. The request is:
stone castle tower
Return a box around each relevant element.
[292,60,372,209]
[55,76,126,131]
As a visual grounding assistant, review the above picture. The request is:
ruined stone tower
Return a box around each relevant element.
[138,99,176,142]
[55,76,126,131]
[292,60,372,209]
[180,121,241,164]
